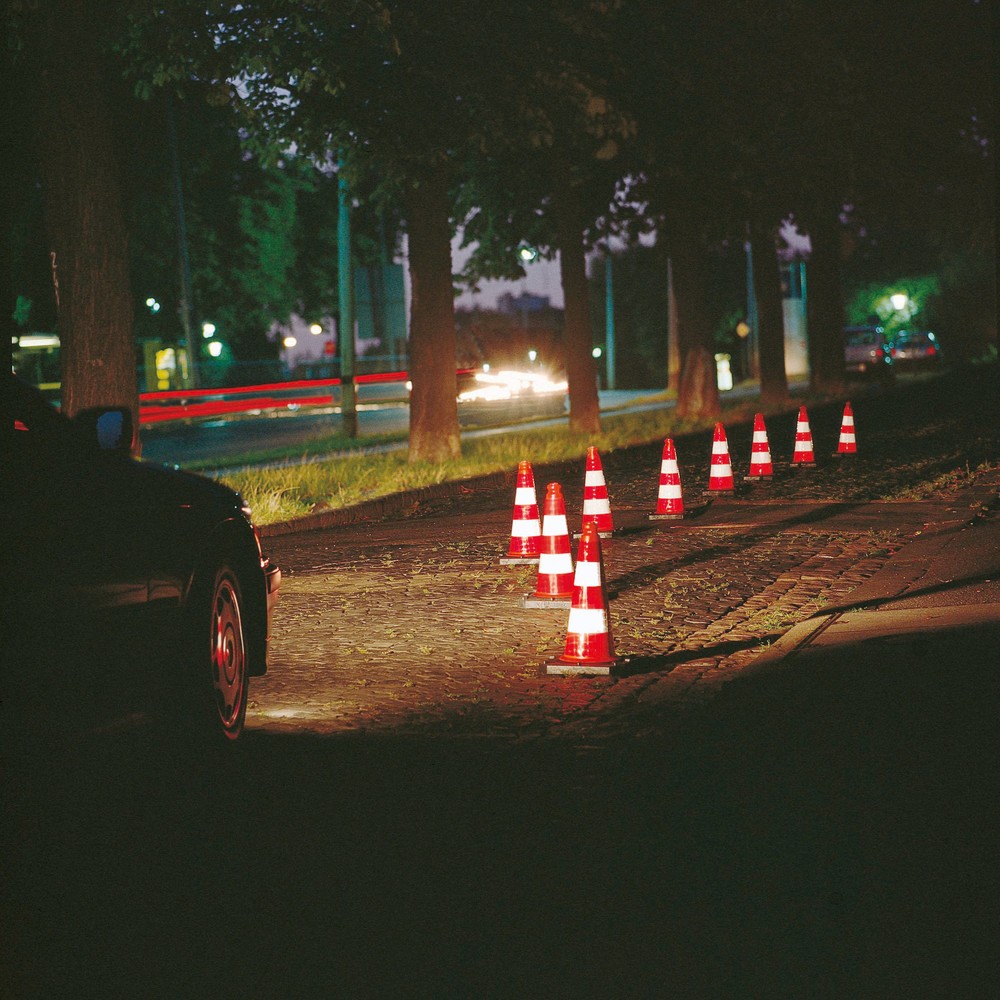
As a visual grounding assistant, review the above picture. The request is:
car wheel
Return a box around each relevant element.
[206,564,249,740]
[169,560,249,742]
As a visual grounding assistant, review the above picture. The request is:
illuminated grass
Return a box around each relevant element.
[220,405,727,524]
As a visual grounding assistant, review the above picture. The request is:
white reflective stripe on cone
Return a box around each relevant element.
[539,552,573,573]
[511,521,540,537]
[572,561,602,587]
[542,515,569,536]
[514,487,536,504]
[566,607,608,634]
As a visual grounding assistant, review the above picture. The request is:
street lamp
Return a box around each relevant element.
[309,323,323,336]
[890,293,909,312]
[202,321,216,339]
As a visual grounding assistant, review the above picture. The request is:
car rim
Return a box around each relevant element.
[211,575,246,733]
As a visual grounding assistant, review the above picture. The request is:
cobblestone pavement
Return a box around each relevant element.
[250,371,1000,741]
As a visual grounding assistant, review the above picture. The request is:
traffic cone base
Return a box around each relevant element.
[545,658,613,676]
[500,460,541,564]
[524,593,574,610]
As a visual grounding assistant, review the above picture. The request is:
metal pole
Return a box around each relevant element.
[604,251,616,390]
[165,92,198,388]
[337,166,357,437]
[745,238,760,380]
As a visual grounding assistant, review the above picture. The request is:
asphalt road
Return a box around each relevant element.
[3,366,997,998]
[137,389,659,468]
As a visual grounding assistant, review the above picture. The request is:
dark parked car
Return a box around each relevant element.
[2,373,280,741]
[843,325,894,382]
[890,329,943,371]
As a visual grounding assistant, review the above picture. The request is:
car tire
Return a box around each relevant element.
[169,559,250,743]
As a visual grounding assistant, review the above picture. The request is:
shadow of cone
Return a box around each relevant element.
[580,446,615,538]
[500,460,541,564]
[523,483,574,609]
[545,521,618,675]
[707,422,736,494]
[792,406,817,467]
[744,413,774,481]
[650,437,685,519]
[833,401,857,456]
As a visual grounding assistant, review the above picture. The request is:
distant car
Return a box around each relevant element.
[843,325,894,381]
[890,329,943,371]
[2,372,280,741]
[455,368,568,426]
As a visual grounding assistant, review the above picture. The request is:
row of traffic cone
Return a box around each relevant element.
[501,447,615,565]
[650,402,858,516]
[503,401,859,676]
[499,455,617,672]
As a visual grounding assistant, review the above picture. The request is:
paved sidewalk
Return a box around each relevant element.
[251,453,1000,739]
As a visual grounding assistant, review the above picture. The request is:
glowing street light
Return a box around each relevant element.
[517,245,538,264]
[145,297,161,314]
[202,321,216,338]
[890,293,909,312]
[282,336,297,348]
[207,340,223,358]
[309,323,323,336]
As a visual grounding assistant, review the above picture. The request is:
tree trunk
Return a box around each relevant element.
[804,204,847,396]
[750,217,790,409]
[33,0,137,445]
[553,181,600,435]
[669,212,720,422]
[404,168,461,463]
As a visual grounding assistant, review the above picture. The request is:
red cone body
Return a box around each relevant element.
[545,522,617,675]
[792,406,817,466]
[745,413,774,480]
[650,438,685,519]
[524,483,574,607]
[836,401,857,455]
[500,460,541,563]
[708,422,735,493]
[581,446,614,536]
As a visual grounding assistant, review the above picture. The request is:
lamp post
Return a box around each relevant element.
[604,249,616,390]
[338,165,357,438]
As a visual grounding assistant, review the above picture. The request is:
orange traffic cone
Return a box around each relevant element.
[650,437,685,520]
[545,522,618,675]
[791,406,817,467]
[834,401,857,456]
[523,483,574,608]
[581,446,614,537]
[500,460,541,564]
[744,413,774,481]
[707,422,736,494]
